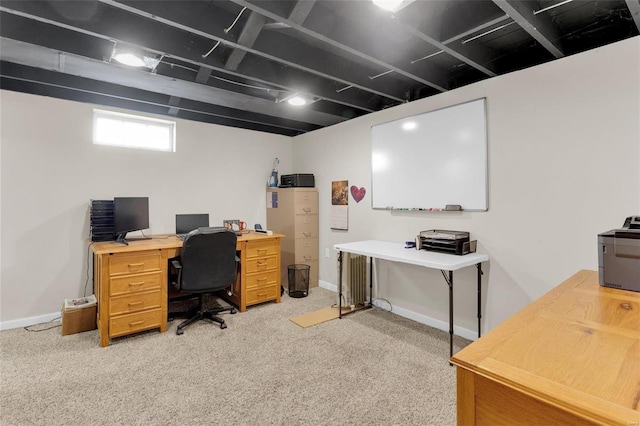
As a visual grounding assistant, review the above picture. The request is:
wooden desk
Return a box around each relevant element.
[91,232,283,347]
[334,240,489,357]
[450,270,640,426]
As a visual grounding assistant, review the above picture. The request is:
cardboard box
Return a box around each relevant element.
[61,304,97,336]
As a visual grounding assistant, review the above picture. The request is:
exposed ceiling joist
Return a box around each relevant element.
[625,0,640,32]
[0,0,636,136]
[229,0,448,92]
[492,0,564,58]
[99,0,405,105]
[224,11,266,71]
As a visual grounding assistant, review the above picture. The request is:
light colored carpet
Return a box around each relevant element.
[0,287,470,425]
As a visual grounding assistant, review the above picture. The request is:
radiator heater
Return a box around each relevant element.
[347,254,367,306]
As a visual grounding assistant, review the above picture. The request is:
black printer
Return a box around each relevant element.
[598,216,640,292]
[416,230,477,255]
[280,174,315,188]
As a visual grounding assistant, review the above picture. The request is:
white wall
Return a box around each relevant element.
[2,37,639,335]
[292,36,640,338]
[0,91,292,326]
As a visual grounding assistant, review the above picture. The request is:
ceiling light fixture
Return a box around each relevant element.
[276,92,311,106]
[111,44,161,70]
[113,52,145,67]
[287,96,307,106]
[372,0,404,12]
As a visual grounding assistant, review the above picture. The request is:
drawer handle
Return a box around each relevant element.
[257,278,267,283]
[302,207,311,213]
[304,256,312,260]
[129,320,145,326]
[128,281,145,287]
[303,231,311,237]
[257,293,267,298]
[128,301,143,306]
[257,249,267,255]
[257,262,267,270]
[128,263,144,269]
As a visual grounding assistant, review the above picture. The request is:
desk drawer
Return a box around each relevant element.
[109,309,162,338]
[244,256,278,274]
[110,271,162,297]
[110,291,162,316]
[109,252,161,276]
[246,284,278,305]
[245,270,278,290]
[245,240,278,259]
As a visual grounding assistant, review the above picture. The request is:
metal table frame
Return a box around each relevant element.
[335,240,489,358]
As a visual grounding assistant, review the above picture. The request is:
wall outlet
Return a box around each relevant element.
[324,247,330,258]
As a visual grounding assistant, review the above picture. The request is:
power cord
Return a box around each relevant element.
[372,298,393,313]
[330,293,347,309]
[24,316,61,332]
[84,242,95,297]
[202,6,247,58]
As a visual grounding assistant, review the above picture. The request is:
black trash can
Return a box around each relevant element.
[288,264,310,298]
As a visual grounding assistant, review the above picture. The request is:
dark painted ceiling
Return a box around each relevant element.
[1,0,638,136]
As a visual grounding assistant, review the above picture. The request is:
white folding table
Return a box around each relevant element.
[334,240,489,357]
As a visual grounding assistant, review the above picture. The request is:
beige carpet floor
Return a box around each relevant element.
[0,287,470,425]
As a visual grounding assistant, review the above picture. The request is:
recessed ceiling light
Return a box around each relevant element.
[372,0,404,11]
[287,96,307,106]
[113,52,146,67]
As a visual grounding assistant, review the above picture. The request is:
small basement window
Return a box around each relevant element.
[93,109,176,152]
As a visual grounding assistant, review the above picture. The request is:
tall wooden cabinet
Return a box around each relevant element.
[267,187,318,289]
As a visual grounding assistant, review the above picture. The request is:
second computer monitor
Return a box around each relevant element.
[175,214,210,235]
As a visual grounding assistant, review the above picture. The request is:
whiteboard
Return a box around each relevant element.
[371,98,488,211]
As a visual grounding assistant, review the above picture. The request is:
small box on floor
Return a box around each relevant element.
[61,304,97,336]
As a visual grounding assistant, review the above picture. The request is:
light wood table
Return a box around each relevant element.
[450,270,640,425]
[91,232,283,347]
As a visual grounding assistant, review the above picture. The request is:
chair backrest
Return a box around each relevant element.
[178,227,238,293]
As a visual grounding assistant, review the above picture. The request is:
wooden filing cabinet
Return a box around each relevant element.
[223,235,282,312]
[93,248,168,347]
[267,187,319,289]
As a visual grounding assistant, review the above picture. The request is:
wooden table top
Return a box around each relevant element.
[91,231,283,255]
[450,269,640,425]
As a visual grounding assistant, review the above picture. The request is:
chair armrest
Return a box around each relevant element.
[169,258,183,290]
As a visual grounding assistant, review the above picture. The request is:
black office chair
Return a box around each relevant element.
[169,227,238,335]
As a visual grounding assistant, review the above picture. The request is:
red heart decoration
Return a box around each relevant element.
[350,186,366,203]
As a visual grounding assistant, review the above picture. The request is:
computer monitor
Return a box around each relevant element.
[175,214,210,235]
[114,197,150,244]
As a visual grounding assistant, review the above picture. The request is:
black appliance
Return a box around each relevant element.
[280,174,315,187]
[417,230,477,255]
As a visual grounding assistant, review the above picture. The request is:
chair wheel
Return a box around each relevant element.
[176,329,184,335]
[220,322,227,329]
[230,308,237,314]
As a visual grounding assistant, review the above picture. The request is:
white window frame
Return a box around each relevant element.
[92,109,176,152]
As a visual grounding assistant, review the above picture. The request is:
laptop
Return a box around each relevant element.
[175,214,210,239]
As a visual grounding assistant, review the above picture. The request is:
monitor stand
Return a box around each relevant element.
[115,233,152,245]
